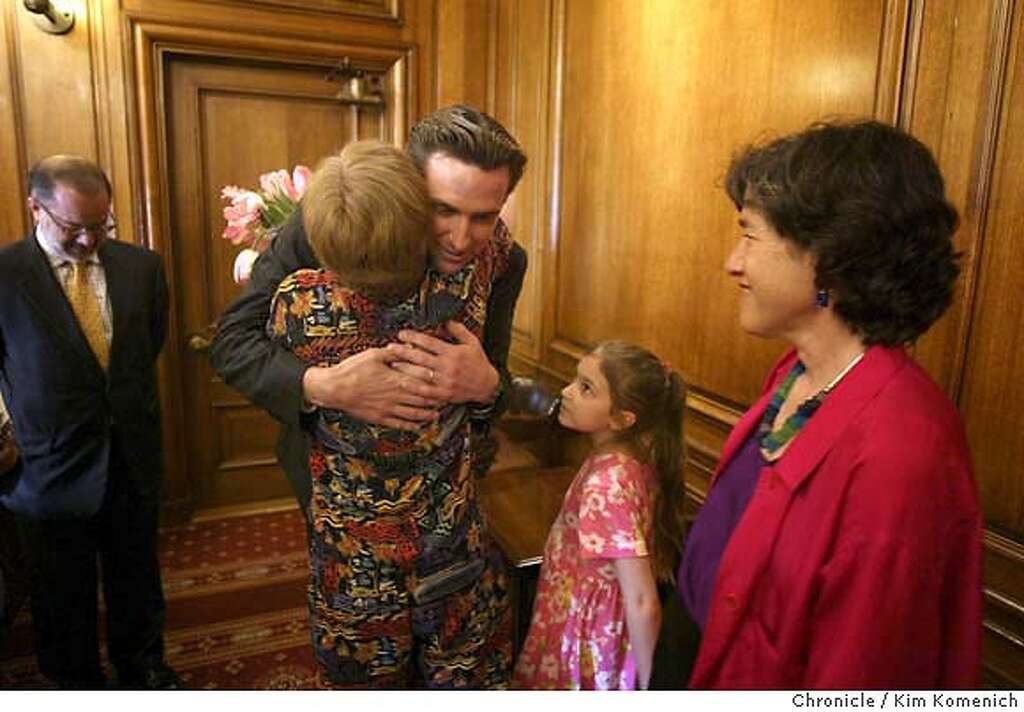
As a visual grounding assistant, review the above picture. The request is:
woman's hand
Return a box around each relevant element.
[613,556,662,690]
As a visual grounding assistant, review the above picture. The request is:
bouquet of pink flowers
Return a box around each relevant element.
[221,165,312,283]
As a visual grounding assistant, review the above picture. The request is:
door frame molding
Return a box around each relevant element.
[120,17,418,518]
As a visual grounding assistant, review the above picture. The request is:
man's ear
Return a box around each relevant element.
[27,196,41,225]
[611,409,636,432]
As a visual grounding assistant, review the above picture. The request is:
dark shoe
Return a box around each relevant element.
[117,662,184,690]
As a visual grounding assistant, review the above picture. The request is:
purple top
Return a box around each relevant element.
[677,433,764,629]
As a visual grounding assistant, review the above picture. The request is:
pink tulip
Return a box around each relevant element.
[220,186,265,244]
[223,225,255,245]
[232,248,260,284]
[221,185,265,209]
[292,165,312,199]
[259,169,294,201]
[222,223,251,245]
[221,165,308,281]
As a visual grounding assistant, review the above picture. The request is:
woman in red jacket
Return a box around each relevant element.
[678,120,981,689]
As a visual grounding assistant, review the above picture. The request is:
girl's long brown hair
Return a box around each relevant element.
[593,340,686,582]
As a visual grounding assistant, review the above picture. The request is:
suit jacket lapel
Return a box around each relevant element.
[712,347,906,490]
[710,349,801,483]
[16,235,93,361]
[98,241,127,372]
[772,346,906,490]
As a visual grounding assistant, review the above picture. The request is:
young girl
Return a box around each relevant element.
[513,341,686,690]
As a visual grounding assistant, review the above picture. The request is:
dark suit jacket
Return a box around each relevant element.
[209,207,527,509]
[0,235,168,519]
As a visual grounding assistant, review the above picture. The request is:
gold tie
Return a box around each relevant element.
[68,262,110,370]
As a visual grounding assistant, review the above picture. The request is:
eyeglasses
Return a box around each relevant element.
[36,200,116,240]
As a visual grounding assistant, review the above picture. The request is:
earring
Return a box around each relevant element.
[815,290,829,308]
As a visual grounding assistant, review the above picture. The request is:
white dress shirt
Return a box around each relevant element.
[35,231,114,345]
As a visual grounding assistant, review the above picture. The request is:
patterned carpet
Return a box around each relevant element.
[0,508,317,689]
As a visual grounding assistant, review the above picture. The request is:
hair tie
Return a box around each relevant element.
[661,361,674,392]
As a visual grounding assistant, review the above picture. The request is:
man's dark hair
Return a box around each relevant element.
[407,105,527,193]
[28,155,112,203]
[725,120,961,346]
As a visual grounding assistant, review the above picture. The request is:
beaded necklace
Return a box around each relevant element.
[758,352,865,461]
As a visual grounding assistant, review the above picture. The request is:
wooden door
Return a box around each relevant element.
[166,55,390,512]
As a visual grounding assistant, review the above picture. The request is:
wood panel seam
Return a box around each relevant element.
[875,0,912,124]
[186,0,401,24]
[898,0,925,130]
[542,0,566,372]
[3,0,29,231]
[951,0,1018,405]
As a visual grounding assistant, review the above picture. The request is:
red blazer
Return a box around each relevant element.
[690,346,982,689]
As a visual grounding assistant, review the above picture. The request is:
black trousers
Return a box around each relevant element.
[650,587,702,690]
[15,448,166,689]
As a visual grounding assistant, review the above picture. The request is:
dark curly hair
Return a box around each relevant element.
[407,104,527,193]
[725,120,961,346]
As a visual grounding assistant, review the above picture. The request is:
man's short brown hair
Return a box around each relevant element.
[303,140,431,299]
[407,105,527,193]
[28,155,111,202]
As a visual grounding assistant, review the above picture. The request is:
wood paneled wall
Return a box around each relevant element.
[0,0,107,244]
[5,0,1024,687]
[0,0,469,518]
[484,0,1024,688]
[0,0,437,245]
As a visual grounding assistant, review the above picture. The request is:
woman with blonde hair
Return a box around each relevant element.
[269,140,513,688]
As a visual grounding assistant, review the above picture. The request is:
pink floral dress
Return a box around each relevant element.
[513,451,653,690]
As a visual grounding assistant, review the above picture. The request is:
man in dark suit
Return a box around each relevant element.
[211,105,529,513]
[0,156,180,689]
[0,395,24,648]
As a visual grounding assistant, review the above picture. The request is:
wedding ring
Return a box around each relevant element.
[429,369,436,383]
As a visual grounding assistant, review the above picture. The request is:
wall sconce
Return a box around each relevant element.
[23,0,75,35]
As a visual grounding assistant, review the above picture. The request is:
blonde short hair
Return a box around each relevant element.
[303,140,431,298]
